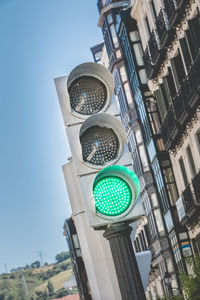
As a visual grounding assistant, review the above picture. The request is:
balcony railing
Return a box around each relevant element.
[164,0,177,23]
[143,46,152,76]
[148,30,159,63]
[160,105,177,149]
[156,9,169,44]
[184,52,200,109]
[173,89,188,125]
[182,185,196,217]
[192,171,200,204]
[160,52,200,150]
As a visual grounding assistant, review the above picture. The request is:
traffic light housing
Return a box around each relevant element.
[55,62,144,228]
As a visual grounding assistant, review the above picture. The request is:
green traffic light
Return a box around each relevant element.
[93,165,140,218]
[93,176,132,216]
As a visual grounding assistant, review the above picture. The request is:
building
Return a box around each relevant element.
[92,0,197,298]
[131,0,200,257]
[63,217,92,300]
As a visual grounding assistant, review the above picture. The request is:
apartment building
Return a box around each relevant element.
[93,0,193,298]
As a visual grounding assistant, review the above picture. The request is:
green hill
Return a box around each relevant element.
[0,259,77,300]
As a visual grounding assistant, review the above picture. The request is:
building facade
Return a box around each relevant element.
[63,217,92,300]
[92,0,199,298]
[131,0,200,259]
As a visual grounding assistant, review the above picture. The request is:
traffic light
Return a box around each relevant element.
[55,62,144,228]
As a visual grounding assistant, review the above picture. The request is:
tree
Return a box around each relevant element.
[31,261,40,269]
[7,294,15,300]
[25,264,30,269]
[47,280,54,295]
[179,255,200,300]
[55,251,70,263]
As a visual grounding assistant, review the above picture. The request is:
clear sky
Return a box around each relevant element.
[0,0,102,272]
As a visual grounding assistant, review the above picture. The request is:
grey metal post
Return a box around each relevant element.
[103,222,147,300]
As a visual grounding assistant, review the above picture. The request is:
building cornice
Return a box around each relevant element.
[98,1,129,27]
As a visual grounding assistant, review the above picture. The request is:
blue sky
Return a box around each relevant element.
[0,0,102,272]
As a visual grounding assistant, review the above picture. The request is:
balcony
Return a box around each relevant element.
[164,0,177,25]
[192,171,200,204]
[156,9,170,46]
[184,52,200,110]
[160,52,200,150]
[143,47,154,78]
[144,0,191,79]
[164,0,189,27]
[182,185,196,218]
[160,105,178,150]
[148,30,159,63]
[173,89,188,125]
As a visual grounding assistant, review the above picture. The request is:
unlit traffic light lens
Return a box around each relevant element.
[80,126,119,165]
[93,176,132,216]
[68,76,107,115]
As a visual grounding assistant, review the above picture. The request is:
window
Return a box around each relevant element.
[154,88,168,121]
[165,257,174,273]
[139,144,149,172]
[150,0,157,19]
[110,25,119,48]
[116,49,121,58]
[186,145,196,178]
[107,13,113,24]
[95,51,102,62]
[135,128,142,144]
[186,14,200,60]
[195,129,200,153]
[123,82,132,105]
[119,66,127,82]
[141,230,147,250]
[161,160,179,205]
[170,50,186,89]
[133,43,144,66]
[192,233,200,255]
[150,193,158,207]
[154,209,164,233]
[179,156,189,187]
[166,67,176,98]
[72,234,81,257]
[145,16,151,37]
[129,30,140,42]
[138,69,148,84]
[179,37,192,71]
[148,213,157,238]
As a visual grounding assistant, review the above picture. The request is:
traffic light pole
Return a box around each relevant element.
[103,222,146,300]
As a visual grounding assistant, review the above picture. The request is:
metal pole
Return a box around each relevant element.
[103,222,146,300]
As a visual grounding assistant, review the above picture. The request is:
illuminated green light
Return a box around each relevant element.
[93,176,132,216]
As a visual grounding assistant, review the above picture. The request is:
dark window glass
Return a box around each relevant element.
[179,157,189,187]
[151,0,157,19]
[186,145,196,178]
[141,230,147,250]
[166,67,176,98]
[145,16,151,37]
[174,50,186,86]
[186,15,200,60]
[179,37,192,71]
[170,50,186,89]
[136,237,141,252]
[160,82,170,111]
[154,87,167,121]
[196,130,200,153]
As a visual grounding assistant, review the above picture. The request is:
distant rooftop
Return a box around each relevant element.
[51,295,79,300]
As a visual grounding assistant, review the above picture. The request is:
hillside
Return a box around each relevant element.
[0,259,77,300]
